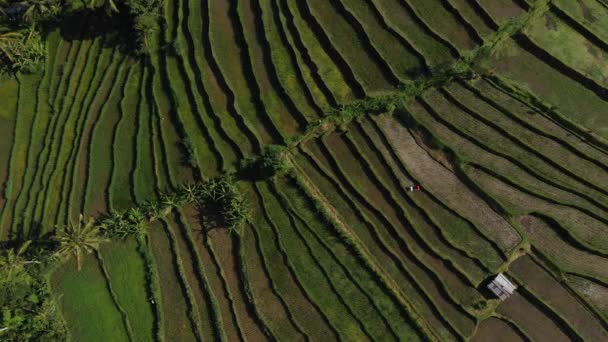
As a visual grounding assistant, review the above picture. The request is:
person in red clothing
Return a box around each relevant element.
[414,185,422,191]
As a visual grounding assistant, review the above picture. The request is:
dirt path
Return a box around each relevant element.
[377,115,520,252]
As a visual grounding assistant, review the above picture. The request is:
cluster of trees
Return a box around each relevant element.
[240,144,290,180]
[0,241,66,341]
[0,0,163,73]
[0,176,249,338]
[100,177,249,240]
[92,0,162,55]
[0,0,63,73]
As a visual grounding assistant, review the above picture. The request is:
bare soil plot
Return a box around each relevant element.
[377,114,520,251]
[497,293,570,342]
[510,255,608,341]
[472,317,526,342]
[520,215,608,281]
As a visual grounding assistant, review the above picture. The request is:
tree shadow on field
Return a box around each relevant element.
[59,5,140,56]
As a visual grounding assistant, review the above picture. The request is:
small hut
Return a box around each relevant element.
[487,273,517,301]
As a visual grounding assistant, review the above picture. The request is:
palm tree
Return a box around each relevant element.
[19,0,62,27]
[0,240,39,280]
[53,215,108,271]
[181,183,199,203]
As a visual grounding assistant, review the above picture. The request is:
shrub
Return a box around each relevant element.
[240,144,290,180]
[0,30,45,73]
[194,177,249,234]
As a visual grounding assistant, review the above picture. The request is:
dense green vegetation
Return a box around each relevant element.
[1,0,607,341]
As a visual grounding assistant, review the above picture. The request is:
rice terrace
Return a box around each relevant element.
[0,0,607,340]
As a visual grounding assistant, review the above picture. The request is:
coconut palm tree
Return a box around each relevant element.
[19,0,62,27]
[53,215,108,271]
[181,183,199,204]
[0,240,38,280]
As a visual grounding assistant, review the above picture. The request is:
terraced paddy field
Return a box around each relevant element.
[1,0,608,340]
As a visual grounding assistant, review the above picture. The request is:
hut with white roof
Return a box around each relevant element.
[487,273,517,301]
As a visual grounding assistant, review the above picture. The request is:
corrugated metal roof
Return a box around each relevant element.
[487,273,517,301]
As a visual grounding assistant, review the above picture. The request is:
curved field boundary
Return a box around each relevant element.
[4,30,62,238]
[345,126,489,285]
[366,115,507,260]
[413,93,608,221]
[439,86,608,209]
[138,235,164,342]
[420,91,608,207]
[520,214,608,282]
[148,220,200,341]
[316,136,478,333]
[289,162,452,341]
[337,0,427,81]
[277,179,429,341]
[405,0,479,51]
[480,75,608,158]
[360,117,506,272]
[54,38,113,224]
[108,64,141,210]
[169,213,228,342]
[95,250,137,342]
[550,4,608,53]
[262,0,328,117]
[240,223,310,340]
[254,182,367,340]
[291,0,368,97]
[462,80,608,173]
[467,166,608,255]
[552,0,608,45]
[304,0,399,92]
[10,44,77,235]
[1,74,41,239]
[296,145,468,339]
[133,67,157,202]
[268,1,337,111]
[239,0,310,133]
[82,57,130,215]
[34,37,97,228]
[249,219,328,339]
[178,208,229,342]
[208,0,283,146]
[522,15,608,89]
[267,180,401,340]
[397,0,461,57]
[180,0,245,166]
[510,255,608,341]
[274,0,344,107]
[332,129,485,289]
[252,185,344,339]
[281,0,360,101]
[376,114,521,251]
[472,316,531,341]
[161,0,223,177]
[436,0,485,44]
[64,44,119,223]
[232,230,277,340]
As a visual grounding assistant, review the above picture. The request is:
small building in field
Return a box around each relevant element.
[487,273,517,301]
